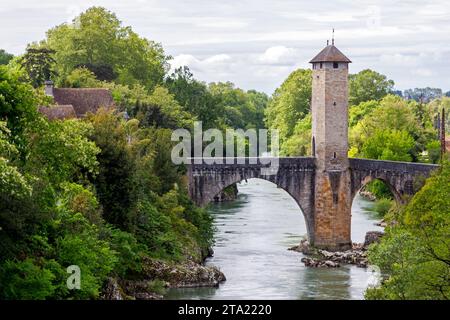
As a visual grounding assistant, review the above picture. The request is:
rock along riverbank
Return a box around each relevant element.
[101,256,226,300]
[289,231,384,268]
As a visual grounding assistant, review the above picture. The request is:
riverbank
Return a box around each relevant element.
[164,181,386,300]
[101,257,226,300]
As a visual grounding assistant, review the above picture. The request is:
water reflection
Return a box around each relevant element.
[166,179,382,300]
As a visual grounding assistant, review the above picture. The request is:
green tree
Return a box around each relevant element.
[24,118,100,186]
[0,66,39,151]
[0,49,14,65]
[61,67,104,88]
[45,7,168,91]
[206,81,268,130]
[19,47,56,88]
[361,129,415,162]
[366,162,450,300]
[165,66,219,129]
[349,69,394,106]
[265,69,312,147]
[282,114,312,156]
[349,95,425,160]
[88,108,134,228]
[349,100,379,127]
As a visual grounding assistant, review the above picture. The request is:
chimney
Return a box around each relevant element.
[44,80,54,97]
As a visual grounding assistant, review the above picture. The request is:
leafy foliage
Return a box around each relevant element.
[0,66,39,151]
[19,47,56,88]
[165,66,219,129]
[349,69,394,106]
[44,7,169,91]
[366,163,450,300]
[0,49,14,65]
[265,69,312,149]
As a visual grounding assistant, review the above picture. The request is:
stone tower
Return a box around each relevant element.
[309,41,352,251]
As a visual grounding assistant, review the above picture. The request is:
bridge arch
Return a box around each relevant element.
[211,177,309,216]
[188,157,438,250]
[187,158,317,242]
[353,176,402,204]
[349,158,437,205]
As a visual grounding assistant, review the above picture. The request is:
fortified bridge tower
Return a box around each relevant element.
[310,41,353,250]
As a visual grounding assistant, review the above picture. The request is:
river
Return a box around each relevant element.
[167,179,383,300]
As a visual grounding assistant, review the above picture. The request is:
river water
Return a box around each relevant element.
[167,179,383,300]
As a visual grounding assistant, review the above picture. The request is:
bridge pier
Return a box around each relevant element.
[312,169,352,251]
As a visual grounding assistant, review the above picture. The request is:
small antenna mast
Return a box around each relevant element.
[332,28,335,45]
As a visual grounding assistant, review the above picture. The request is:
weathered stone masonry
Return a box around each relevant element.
[187,158,437,251]
[187,43,439,251]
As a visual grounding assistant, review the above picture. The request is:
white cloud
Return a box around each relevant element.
[169,54,199,70]
[411,68,434,77]
[379,54,418,67]
[2,0,450,93]
[193,17,248,29]
[169,53,232,74]
[204,54,231,64]
[258,46,297,65]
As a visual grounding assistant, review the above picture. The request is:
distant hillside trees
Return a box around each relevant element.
[404,87,443,103]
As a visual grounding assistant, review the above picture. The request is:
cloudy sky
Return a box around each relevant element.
[1,0,450,94]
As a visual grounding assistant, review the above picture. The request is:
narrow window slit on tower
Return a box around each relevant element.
[333,102,336,106]
[333,152,337,159]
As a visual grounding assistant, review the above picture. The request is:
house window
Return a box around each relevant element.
[333,62,339,69]
[320,63,323,69]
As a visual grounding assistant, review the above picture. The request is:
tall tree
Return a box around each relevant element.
[265,68,312,147]
[0,66,38,153]
[349,69,394,106]
[19,47,56,88]
[44,7,169,91]
[349,95,428,161]
[165,66,219,128]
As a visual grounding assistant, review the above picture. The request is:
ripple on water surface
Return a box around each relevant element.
[166,179,383,300]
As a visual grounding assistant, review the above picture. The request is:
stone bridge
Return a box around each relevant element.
[187,157,438,250]
[185,42,442,251]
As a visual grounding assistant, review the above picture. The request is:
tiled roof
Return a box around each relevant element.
[52,88,114,117]
[38,105,77,120]
[310,45,351,63]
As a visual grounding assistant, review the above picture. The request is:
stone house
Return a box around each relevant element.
[38,81,115,120]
